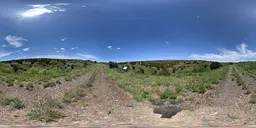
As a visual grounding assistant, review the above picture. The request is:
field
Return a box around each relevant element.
[0,59,255,127]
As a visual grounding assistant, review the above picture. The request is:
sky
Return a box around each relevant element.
[1,0,256,62]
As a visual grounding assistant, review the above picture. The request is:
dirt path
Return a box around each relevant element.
[58,67,163,126]
[164,67,256,127]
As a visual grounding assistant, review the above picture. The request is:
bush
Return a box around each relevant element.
[160,89,177,100]
[0,97,25,109]
[109,61,118,69]
[56,80,61,84]
[25,83,34,90]
[63,88,85,103]
[210,62,222,70]
[159,69,170,76]
[46,99,64,109]
[43,82,56,88]
[27,108,65,122]
[249,94,256,104]
[64,76,72,81]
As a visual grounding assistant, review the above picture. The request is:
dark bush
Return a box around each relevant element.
[210,62,222,70]
[109,61,118,69]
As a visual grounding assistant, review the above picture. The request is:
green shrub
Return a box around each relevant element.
[27,108,65,122]
[149,98,165,105]
[160,88,177,100]
[0,97,25,109]
[109,61,118,69]
[210,62,222,70]
[43,82,56,88]
[46,99,63,109]
[175,86,183,94]
[25,83,34,90]
[64,76,72,81]
[63,88,85,103]
[56,80,61,84]
[159,69,170,76]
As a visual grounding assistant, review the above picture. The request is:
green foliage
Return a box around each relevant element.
[63,88,85,103]
[0,97,25,109]
[109,61,118,69]
[160,88,177,100]
[46,99,64,109]
[159,68,170,76]
[27,108,65,122]
[210,62,222,70]
[64,76,72,81]
[25,83,34,90]
[0,63,13,73]
[43,82,56,88]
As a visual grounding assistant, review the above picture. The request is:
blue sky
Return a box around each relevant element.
[1,0,256,62]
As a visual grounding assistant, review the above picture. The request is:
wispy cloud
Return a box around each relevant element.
[71,47,78,50]
[31,55,79,59]
[117,47,121,50]
[60,48,65,51]
[0,52,11,58]
[5,35,27,48]
[22,48,30,52]
[77,53,98,59]
[165,41,169,44]
[61,37,67,41]
[23,3,69,17]
[189,43,256,62]
[107,46,112,49]
[2,44,7,47]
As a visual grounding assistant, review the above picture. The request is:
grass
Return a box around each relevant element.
[25,83,34,90]
[45,99,64,109]
[0,97,25,109]
[106,63,229,102]
[27,108,65,122]
[43,82,56,88]
[229,115,241,119]
[87,70,97,87]
[63,88,85,103]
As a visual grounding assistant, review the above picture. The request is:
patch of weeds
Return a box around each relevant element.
[0,97,25,109]
[25,83,34,91]
[64,76,72,81]
[87,71,97,87]
[7,79,14,87]
[149,98,165,105]
[27,108,65,122]
[63,88,85,103]
[160,88,177,100]
[175,86,183,94]
[18,82,24,87]
[46,99,64,109]
[229,115,240,119]
[56,80,61,84]
[43,82,56,88]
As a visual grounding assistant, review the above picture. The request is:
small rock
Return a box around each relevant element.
[126,101,136,107]
[14,115,19,118]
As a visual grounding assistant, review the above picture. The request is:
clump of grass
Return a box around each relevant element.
[27,108,65,122]
[7,79,14,87]
[160,88,177,100]
[229,115,240,119]
[0,97,25,109]
[63,88,85,103]
[64,76,72,81]
[87,71,97,87]
[43,82,56,88]
[46,99,64,109]
[18,82,24,87]
[56,80,61,84]
[25,83,34,91]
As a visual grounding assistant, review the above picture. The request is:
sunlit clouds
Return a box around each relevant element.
[189,43,256,62]
[5,35,27,48]
[22,3,69,17]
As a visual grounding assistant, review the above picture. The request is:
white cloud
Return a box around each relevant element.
[165,41,169,44]
[61,37,67,41]
[117,47,121,50]
[71,47,78,50]
[23,3,69,17]
[189,43,256,62]
[77,53,98,59]
[31,55,79,59]
[82,5,86,8]
[107,46,112,49]
[22,48,30,52]
[2,44,7,47]
[23,8,53,17]
[56,51,60,53]
[0,52,11,58]
[5,35,27,48]
[60,48,65,50]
